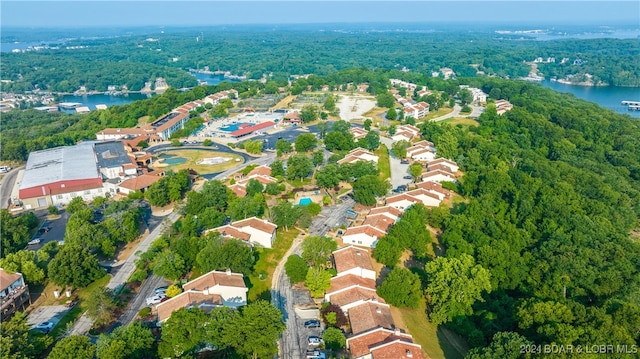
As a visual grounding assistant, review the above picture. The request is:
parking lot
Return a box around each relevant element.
[26,305,70,331]
[26,211,69,251]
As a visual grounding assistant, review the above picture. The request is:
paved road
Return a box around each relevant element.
[380,136,412,190]
[0,166,22,209]
[115,274,169,327]
[273,198,355,359]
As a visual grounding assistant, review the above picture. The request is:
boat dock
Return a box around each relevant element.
[621,101,640,111]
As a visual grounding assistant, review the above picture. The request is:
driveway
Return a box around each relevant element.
[115,274,169,328]
[273,198,355,359]
[380,136,412,190]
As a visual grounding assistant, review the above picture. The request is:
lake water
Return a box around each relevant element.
[540,80,640,118]
[190,71,242,85]
[59,93,152,112]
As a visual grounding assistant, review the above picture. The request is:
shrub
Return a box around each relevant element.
[138,307,151,318]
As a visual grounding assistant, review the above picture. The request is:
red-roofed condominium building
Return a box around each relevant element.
[0,269,31,320]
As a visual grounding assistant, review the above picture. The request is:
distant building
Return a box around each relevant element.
[0,269,31,320]
[337,148,379,165]
[494,99,514,115]
[206,217,278,248]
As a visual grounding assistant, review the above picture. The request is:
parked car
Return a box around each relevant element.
[33,321,54,333]
[400,159,410,164]
[307,336,324,346]
[146,294,166,306]
[306,350,326,359]
[403,175,414,179]
[154,286,168,294]
[303,319,321,328]
[27,238,41,245]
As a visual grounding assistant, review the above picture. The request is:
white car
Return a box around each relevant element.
[307,336,324,346]
[27,238,41,245]
[146,294,166,305]
[33,321,54,333]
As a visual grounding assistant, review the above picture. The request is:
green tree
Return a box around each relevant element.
[305,267,332,298]
[364,118,372,131]
[223,300,285,359]
[270,159,285,177]
[151,249,186,280]
[388,124,397,135]
[265,182,284,195]
[391,140,410,158]
[324,131,355,152]
[275,138,293,156]
[227,194,265,220]
[295,133,318,152]
[386,107,397,120]
[49,335,96,359]
[312,150,324,167]
[159,308,209,358]
[465,332,532,359]
[324,94,336,111]
[166,284,182,298]
[287,154,313,180]
[86,287,118,327]
[377,267,422,308]
[425,254,492,325]
[244,139,263,154]
[436,131,459,160]
[352,175,390,206]
[316,121,330,139]
[0,312,53,359]
[306,202,322,216]
[302,235,337,268]
[459,88,473,105]
[315,164,341,189]
[358,130,380,150]
[245,178,264,196]
[271,201,301,231]
[322,327,346,351]
[48,245,104,288]
[66,197,87,214]
[96,322,154,359]
[409,163,423,181]
[0,250,46,285]
[285,254,309,284]
[373,235,402,267]
[196,237,255,274]
[320,303,348,328]
[300,104,319,123]
[376,92,395,108]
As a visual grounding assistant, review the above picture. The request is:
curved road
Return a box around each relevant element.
[0,166,23,209]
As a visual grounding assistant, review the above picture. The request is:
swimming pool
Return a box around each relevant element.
[220,123,248,132]
[299,197,312,206]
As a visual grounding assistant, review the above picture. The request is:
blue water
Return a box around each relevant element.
[163,157,187,165]
[190,71,241,85]
[299,197,312,206]
[59,93,152,113]
[540,80,640,118]
[220,123,247,132]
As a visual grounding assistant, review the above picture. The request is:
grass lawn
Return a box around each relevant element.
[247,228,300,302]
[397,300,469,359]
[150,149,244,174]
[287,177,313,188]
[49,274,111,338]
[374,144,391,180]
[441,117,480,128]
[423,107,454,121]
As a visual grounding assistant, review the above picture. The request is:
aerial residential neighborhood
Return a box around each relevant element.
[1,2,639,359]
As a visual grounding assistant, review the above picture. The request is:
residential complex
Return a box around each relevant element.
[0,269,31,320]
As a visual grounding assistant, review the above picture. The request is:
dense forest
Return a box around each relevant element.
[1,25,639,93]
[416,78,640,354]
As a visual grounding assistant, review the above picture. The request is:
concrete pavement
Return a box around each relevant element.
[0,166,23,209]
[273,198,355,359]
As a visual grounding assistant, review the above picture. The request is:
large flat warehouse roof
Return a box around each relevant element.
[20,143,99,190]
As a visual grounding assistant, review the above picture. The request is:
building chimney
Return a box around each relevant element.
[406,349,413,357]
[375,307,382,314]
[226,268,232,275]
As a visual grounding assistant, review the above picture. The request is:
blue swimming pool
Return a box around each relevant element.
[299,197,312,206]
[220,123,248,132]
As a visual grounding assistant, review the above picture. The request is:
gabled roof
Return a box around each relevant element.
[0,269,23,292]
[343,225,386,239]
[118,174,162,191]
[426,163,453,173]
[405,188,441,201]
[363,214,396,232]
[247,165,272,177]
[211,224,251,241]
[367,206,403,220]
[422,169,456,180]
[229,184,248,198]
[347,328,414,359]
[231,121,276,137]
[232,217,277,235]
[348,301,394,335]
[332,246,374,274]
[184,270,247,292]
[370,339,425,359]
[328,286,383,309]
[385,193,420,206]
[416,181,445,194]
[156,290,223,322]
[327,274,376,295]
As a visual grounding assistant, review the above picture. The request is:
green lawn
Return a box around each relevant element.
[398,300,469,359]
[247,228,300,302]
[50,274,111,338]
[374,144,391,180]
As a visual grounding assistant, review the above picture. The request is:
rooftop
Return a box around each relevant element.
[94,141,133,169]
[156,290,223,322]
[333,246,374,274]
[20,143,99,190]
[348,301,395,335]
[184,269,247,291]
[0,269,23,291]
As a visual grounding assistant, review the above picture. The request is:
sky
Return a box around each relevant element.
[1,1,639,28]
